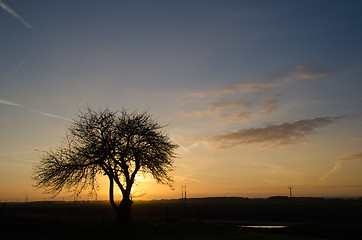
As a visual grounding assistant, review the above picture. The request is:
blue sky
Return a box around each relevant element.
[1,0,362,201]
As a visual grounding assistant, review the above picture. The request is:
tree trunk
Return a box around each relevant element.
[117,197,133,224]
[108,176,133,224]
[108,177,117,212]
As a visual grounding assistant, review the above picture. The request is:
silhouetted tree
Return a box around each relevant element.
[33,107,178,223]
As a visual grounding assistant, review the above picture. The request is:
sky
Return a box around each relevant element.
[1,0,362,202]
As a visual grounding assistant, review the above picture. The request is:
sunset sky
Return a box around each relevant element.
[1,0,362,202]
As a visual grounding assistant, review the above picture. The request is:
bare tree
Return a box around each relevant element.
[33,107,178,223]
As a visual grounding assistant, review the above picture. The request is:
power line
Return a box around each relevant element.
[294,185,362,189]
[188,185,362,191]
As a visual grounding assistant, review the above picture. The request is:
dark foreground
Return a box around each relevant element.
[2,197,362,239]
[2,216,362,240]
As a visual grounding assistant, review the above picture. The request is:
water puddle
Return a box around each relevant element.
[240,225,287,229]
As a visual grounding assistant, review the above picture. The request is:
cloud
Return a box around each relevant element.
[225,111,253,121]
[0,150,37,157]
[320,152,362,181]
[0,98,71,121]
[184,65,336,99]
[181,96,280,122]
[0,98,23,107]
[206,100,252,113]
[180,110,207,119]
[206,99,255,121]
[0,0,34,29]
[256,97,279,117]
[0,150,39,166]
[16,58,29,69]
[341,152,362,161]
[184,82,277,99]
[0,0,33,29]
[273,65,332,83]
[200,116,341,149]
[181,65,336,125]
[29,109,72,121]
[225,82,278,94]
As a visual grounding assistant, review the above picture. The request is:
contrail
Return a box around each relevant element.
[16,58,29,69]
[0,0,33,29]
[29,109,72,121]
[0,98,23,107]
[170,137,192,154]
[0,98,71,122]
[319,161,342,181]
[320,152,362,181]
[0,150,38,157]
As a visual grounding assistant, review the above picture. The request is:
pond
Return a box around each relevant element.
[240,225,287,229]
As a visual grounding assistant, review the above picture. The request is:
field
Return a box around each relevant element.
[1,197,362,239]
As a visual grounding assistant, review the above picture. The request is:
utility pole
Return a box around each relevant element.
[184,186,187,206]
[288,186,293,207]
[181,186,184,200]
[181,186,187,206]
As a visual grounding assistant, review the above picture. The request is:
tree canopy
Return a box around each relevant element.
[33,107,178,223]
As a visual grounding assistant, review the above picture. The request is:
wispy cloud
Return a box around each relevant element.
[199,116,342,149]
[28,109,72,121]
[0,98,72,121]
[320,152,362,181]
[180,102,251,120]
[341,152,362,161]
[184,65,336,99]
[0,150,39,166]
[0,150,37,157]
[207,100,253,113]
[0,0,33,29]
[0,98,23,107]
[181,96,280,122]
[181,65,336,125]
[16,58,29,69]
[257,97,279,117]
